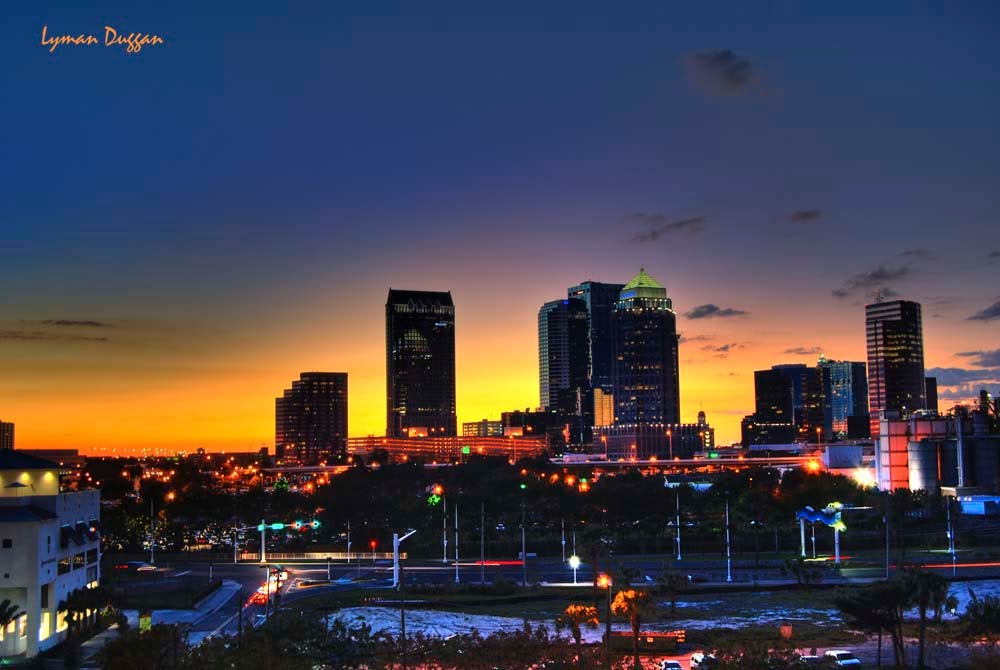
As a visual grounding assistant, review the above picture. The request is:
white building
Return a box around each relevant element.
[0,451,100,659]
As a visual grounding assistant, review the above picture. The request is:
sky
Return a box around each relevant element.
[2,1,999,453]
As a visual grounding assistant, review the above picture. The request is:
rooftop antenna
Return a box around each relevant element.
[874,289,884,303]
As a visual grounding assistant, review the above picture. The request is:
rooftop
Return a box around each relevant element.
[0,450,59,471]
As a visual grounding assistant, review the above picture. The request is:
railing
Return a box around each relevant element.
[237,551,403,561]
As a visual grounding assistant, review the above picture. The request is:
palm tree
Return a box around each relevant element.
[656,568,687,613]
[0,599,21,630]
[555,604,599,668]
[901,567,949,668]
[611,588,655,670]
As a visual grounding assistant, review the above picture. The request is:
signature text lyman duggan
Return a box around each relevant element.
[41,25,165,54]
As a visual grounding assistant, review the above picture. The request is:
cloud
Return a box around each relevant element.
[686,50,755,96]
[832,265,910,299]
[701,342,744,358]
[783,346,824,356]
[988,251,1000,264]
[41,319,115,328]
[685,304,748,319]
[925,366,1000,387]
[0,329,108,343]
[679,334,713,344]
[899,248,935,261]
[628,213,705,243]
[790,210,822,224]
[968,300,1000,322]
[956,349,1000,368]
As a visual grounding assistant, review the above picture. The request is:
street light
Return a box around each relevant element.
[393,530,416,588]
[666,429,673,460]
[569,555,580,584]
[598,573,612,661]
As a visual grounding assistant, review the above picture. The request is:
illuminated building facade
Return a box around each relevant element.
[275,372,348,464]
[567,280,625,393]
[0,421,12,451]
[817,357,869,438]
[537,297,591,443]
[462,419,503,437]
[594,421,714,460]
[611,269,680,426]
[866,299,926,435]
[0,452,100,658]
[386,289,457,438]
[347,435,547,463]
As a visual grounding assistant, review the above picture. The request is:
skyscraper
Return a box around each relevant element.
[386,289,457,438]
[925,376,939,412]
[866,299,926,433]
[612,269,680,425]
[0,420,12,450]
[567,281,625,393]
[538,298,591,443]
[276,372,348,464]
[818,357,869,438]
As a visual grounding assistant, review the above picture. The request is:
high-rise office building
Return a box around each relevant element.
[386,289,457,438]
[275,372,348,463]
[538,298,592,444]
[818,357,869,438]
[567,281,625,392]
[538,298,589,411]
[925,377,939,412]
[612,269,680,425]
[750,363,832,444]
[866,299,926,434]
[0,420,12,450]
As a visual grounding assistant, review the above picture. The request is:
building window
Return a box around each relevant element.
[58,557,71,575]
[87,566,97,583]
[1,539,10,549]
[73,553,85,569]
[86,549,98,565]
[47,535,52,554]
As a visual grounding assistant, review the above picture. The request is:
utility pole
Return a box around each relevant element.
[675,489,682,561]
[237,587,243,647]
[442,493,449,564]
[946,497,957,577]
[149,498,155,565]
[233,527,239,564]
[260,518,267,563]
[480,502,486,584]
[561,519,566,563]
[725,496,733,583]
[454,503,460,584]
[399,562,407,670]
[521,493,527,586]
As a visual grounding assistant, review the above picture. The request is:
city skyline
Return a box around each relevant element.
[3,3,999,453]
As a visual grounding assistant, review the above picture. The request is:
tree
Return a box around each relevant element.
[555,604,599,647]
[900,567,949,668]
[0,599,20,630]
[611,588,655,670]
[656,568,687,613]
[835,582,909,668]
[783,558,822,590]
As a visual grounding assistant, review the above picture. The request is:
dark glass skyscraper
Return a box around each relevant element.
[275,372,348,463]
[0,420,12,451]
[538,298,589,412]
[818,356,869,438]
[386,289,457,438]
[866,299,926,433]
[567,281,625,393]
[612,269,680,425]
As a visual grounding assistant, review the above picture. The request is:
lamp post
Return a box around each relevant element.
[569,555,580,585]
[725,497,733,583]
[561,519,566,563]
[666,429,673,460]
[520,483,527,586]
[454,503,459,584]
[946,497,956,577]
[392,530,416,588]
[601,435,608,460]
[598,573,612,662]
[675,488,682,561]
[480,502,486,585]
[149,498,155,565]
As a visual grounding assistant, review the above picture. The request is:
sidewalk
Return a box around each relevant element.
[78,579,241,665]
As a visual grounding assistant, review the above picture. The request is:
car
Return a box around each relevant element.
[691,653,718,668]
[113,561,156,572]
[824,650,861,667]
[661,661,683,670]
